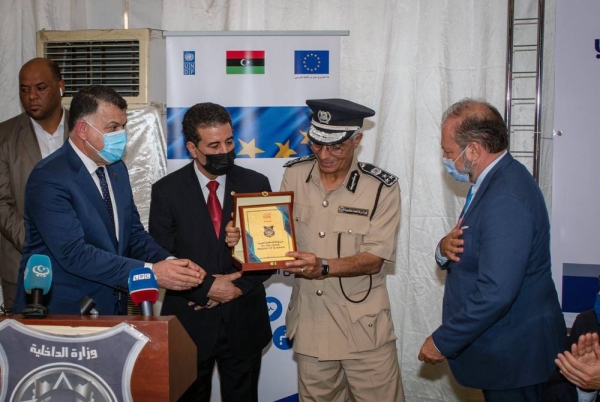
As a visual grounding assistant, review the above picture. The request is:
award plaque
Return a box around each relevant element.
[232,191,296,271]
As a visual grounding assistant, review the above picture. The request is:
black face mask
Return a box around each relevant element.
[202,150,236,176]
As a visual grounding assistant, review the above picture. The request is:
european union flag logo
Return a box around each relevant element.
[294,50,329,74]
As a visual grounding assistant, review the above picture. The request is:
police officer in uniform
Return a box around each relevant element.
[282,98,404,402]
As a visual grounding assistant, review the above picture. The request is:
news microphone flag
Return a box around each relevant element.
[128,267,159,306]
[24,254,52,295]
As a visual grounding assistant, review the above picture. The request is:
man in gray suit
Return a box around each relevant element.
[0,58,67,308]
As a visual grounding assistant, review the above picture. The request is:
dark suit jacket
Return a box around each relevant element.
[433,153,566,390]
[149,162,273,361]
[0,111,68,288]
[14,141,170,314]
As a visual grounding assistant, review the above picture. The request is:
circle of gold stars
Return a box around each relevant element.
[302,53,321,72]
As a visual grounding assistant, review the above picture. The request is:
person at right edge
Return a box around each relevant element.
[418,99,565,402]
[543,287,600,401]
[281,98,404,401]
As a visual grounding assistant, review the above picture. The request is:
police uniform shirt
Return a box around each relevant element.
[281,155,400,360]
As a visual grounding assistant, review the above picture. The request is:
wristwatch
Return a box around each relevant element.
[320,258,330,278]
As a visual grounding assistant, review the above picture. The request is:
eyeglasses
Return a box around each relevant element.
[309,141,347,157]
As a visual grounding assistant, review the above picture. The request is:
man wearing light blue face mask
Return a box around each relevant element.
[418,99,565,402]
[82,119,128,164]
[14,85,207,315]
[442,146,472,183]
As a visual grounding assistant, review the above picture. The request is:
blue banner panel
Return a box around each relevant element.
[562,263,600,313]
[275,394,299,402]
[167,106,313,159]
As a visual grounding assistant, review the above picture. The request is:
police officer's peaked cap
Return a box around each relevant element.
[306,98,375,145]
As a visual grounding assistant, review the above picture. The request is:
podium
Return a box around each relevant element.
[0,315,196,401]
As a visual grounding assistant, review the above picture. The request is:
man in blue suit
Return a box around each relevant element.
[418,99,565,401]
[15,85,205,315]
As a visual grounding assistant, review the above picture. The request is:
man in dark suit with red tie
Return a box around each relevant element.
[149,102,273,402]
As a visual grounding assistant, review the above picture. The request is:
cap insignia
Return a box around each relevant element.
[317,110,331,124]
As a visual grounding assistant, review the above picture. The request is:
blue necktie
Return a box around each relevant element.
[96,167,115,228]
[460,186,474,218]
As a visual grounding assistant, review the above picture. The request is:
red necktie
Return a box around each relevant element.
[207,180,222,238]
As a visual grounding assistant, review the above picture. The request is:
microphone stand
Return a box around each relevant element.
[21,289,48,318]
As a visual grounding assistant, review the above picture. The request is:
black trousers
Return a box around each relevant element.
[483,382,545,402]
[178,329,262,402]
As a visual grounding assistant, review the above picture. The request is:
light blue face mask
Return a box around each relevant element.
[85,121,127,164]
[443,147,472,183]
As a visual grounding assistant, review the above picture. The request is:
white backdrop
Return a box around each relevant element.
[165,32,343,401]
[552,0,600,327]
[0,1,559,401]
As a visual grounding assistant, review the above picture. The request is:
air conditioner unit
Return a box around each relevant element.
[36,28,165,108]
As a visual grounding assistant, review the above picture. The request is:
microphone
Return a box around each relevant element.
[22,254,52,318]
[128,267,159,316]
[80,296,99,315]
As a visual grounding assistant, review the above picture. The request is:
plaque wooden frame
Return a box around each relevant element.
[232,191,296,271]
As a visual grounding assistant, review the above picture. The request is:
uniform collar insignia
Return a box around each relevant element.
[346,170,360,192]
[358,162,398,187]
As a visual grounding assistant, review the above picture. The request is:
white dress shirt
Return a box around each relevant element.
[193,162,226,205]
[31,108,66,159]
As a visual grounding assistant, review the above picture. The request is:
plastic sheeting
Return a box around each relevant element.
[0,1,557,401]
[123,105,169,229]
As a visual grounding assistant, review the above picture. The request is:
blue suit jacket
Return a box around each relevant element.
[433,153,566,390]
[15,141,170,314]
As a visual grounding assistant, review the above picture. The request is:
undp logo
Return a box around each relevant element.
[183,51,195,75]
[266,296,282,322]
[272,325,292,350]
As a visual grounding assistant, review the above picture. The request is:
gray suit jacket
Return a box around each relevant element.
[0,111,68,286]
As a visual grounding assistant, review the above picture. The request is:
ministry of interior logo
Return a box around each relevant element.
[11,363,116,402]
[0,320,148,402]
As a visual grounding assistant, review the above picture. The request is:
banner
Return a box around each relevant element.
[553,0,600,326]
[165,31,343,402]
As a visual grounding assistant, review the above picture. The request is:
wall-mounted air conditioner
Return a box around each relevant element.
[36,28,165,108]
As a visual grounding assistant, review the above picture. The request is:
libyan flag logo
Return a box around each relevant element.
[226,50,265,74]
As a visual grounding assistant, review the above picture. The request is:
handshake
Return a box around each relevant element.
[152,259,206,291]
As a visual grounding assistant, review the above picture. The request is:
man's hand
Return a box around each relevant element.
[440,218,465,262]
[284,251,320,278]
[224,220,241,248]
[556,332,600,390]
[153,259,206,290]
[418,336,446,364]
[207,271,243,304]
